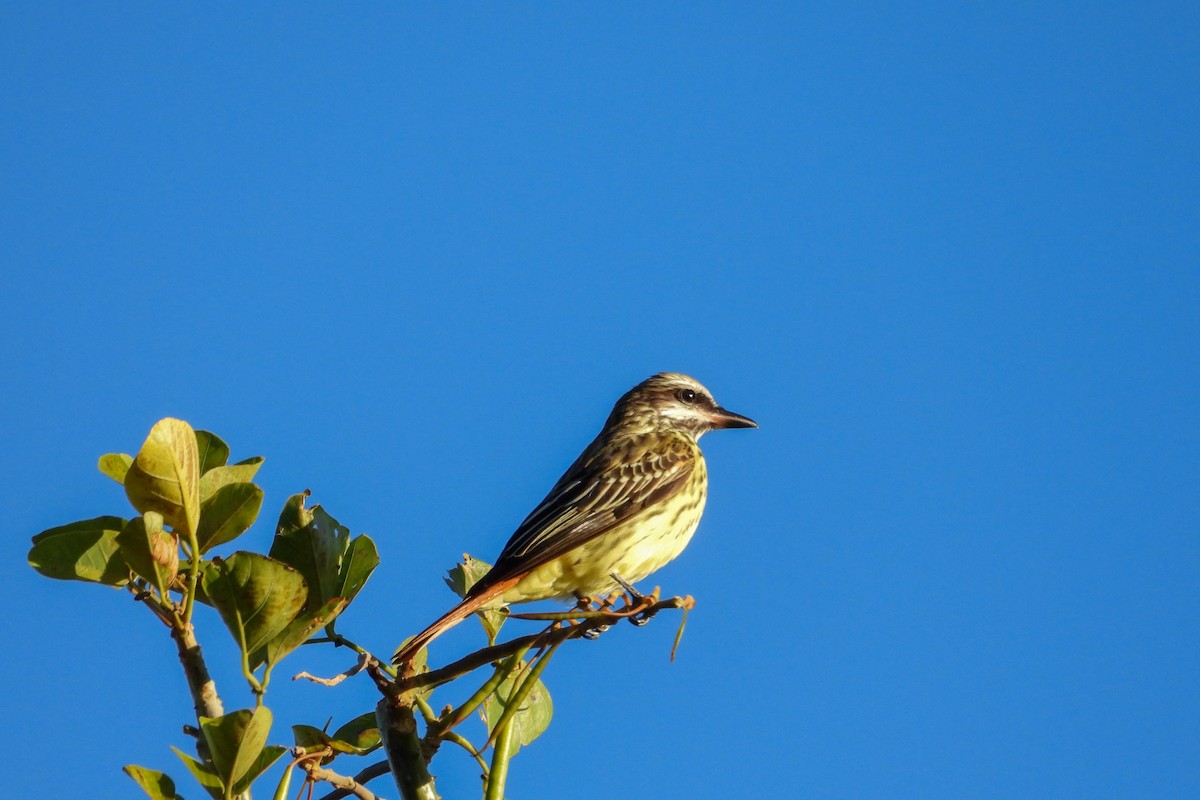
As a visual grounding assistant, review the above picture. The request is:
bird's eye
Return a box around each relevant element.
[677,389,697,404]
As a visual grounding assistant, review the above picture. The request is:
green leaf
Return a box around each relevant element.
[483,660,554,752]
[240,495,378,669]
[200,457,264,502]
[28,516,129,585]
[117,512,178,597]
[258,596,347,672]
[292,724,331,750]
[199,707,276,799]
[125,418,201,536]
[443,554,492,598]
[233,745,286,795]
[195,483,264,554]
[269,493,378,622]
[270,753,294,800]
[445,555,504,642]
[98,453,133,484]
[202,553,308,663]
[269,495,347,605]
[195,430,230,474]
[172,747,223,800]
[291,713,380,759]
[124,765,184,800]
[330,711,381,755]
[334,535,379,607]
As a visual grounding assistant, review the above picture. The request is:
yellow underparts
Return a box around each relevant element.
[497,465,709,604]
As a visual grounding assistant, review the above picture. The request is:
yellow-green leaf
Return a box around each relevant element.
[124,418,201,537]
[291,712,380,759]
[199,707,277,799]
[445,555,504,642]
[124,765,184,800]
[235,745,286,796]
[117,512,178,597]
[483,659,554,752]
[172,746,223,800]
[98,453,132,484]
[199,456,264,502]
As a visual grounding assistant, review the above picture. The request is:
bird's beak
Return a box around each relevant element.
[709,406,758,429]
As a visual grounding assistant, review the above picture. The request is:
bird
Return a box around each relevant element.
[393,372,756,665]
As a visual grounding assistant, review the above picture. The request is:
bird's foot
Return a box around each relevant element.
[609,573,662,625]
[581,623,611,640]
[629,597,662,626]
[575,592,623,613]
[610,572,645,604]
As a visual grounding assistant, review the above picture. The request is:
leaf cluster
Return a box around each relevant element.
[29,417,680,800]
[29,419,382,800]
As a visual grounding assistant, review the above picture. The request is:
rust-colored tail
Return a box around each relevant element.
[392,579,516,666]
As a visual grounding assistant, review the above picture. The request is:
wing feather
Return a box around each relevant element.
[467,434,696,597]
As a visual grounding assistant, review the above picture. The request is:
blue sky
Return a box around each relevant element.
[3,4,1197,798]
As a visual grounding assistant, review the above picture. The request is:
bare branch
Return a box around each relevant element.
[171,623,224,720]
[306,761,385,800]
[294,652,370,687]
[395,595,694,693]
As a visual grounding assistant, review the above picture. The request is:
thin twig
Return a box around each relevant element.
[294,652,370,687]
[364,593,694,800]
[504,589,659,621]
[304,763,381,800]
[313,761,391,800]
[395,595,694,693]
[126,581,177,628]
[441,731,490,775]
[429,641,533,738]
[482,634,564,750]
[305,631,380,662]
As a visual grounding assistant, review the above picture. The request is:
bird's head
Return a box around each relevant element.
[607,372,757,439]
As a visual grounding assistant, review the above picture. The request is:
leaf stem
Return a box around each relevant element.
[484,718,516,800]
[435,643,532,737]
[483,636,562,751]
[312,761,391,800]
[442,730,490,775]
[182,532,202,625]
[233,614,265,699]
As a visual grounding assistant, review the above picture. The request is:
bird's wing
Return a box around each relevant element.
[467,433,696,596]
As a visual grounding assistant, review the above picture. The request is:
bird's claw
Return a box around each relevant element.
[582,623,611,640]
[610,572,645,604]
